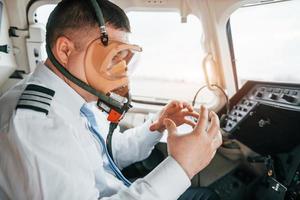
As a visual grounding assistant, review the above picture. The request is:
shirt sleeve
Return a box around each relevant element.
[1,110,191,200]
[0,110,100,200]
[101,156,191,200]
[112,115,163,169]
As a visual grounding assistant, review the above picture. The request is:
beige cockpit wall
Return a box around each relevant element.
[0,0,17,94]
[0,0,50,95]
[1,0,272,99]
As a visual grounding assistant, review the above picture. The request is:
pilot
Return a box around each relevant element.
[0,0,222,199]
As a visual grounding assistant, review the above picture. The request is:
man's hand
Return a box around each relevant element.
[165,105,222,179]
[149,100,199,133]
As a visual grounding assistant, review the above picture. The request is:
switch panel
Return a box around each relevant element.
[250,85,300,107]
[222,82,300,134]
[222,99,258,133]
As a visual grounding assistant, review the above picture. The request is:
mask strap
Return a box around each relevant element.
[46,44,124,110]
[90,0,109,46]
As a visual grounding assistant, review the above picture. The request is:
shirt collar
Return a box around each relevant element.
[31,62,86,114]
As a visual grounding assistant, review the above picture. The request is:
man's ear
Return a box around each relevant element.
[53,36,75,66]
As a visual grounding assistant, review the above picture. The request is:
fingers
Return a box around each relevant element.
[207,111,222,149]
[168,100,181,109]
[183,119,197,128]
[211,150,217,159]
[164,118,177,136]
[207,111,220,138]
[165,101,182,115]
[182,102,194,112]
[212,130,223,149]
[194,106,208,133]
[149,122,159,131]
[181,111,199,119]
[167,101,194,112]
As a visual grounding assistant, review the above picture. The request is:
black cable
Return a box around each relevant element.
[90,0,109,46]
[44,0,124,163]
[90,0,106,28]
[192,84,230,115]
[47,42,125,161]
[107,123,118,161]
[192,85,208,107]
[192,84,230,128]
[45,44,123,110]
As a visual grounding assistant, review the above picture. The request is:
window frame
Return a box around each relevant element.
[29,0,230,111]
[227,0,299,88]
[125,10,208,105]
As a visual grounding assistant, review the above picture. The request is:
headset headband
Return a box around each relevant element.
[45,0,132,122]
[90,0,109,46]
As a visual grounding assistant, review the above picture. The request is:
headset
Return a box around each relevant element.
[46,0,132,160]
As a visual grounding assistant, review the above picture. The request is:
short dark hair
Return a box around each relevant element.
[46,0,131,48]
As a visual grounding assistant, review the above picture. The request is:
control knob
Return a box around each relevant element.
[269,93,278,100]
[282,94,297,103]
[256,92,263,98]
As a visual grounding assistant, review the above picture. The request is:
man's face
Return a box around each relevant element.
[65,26,132,97]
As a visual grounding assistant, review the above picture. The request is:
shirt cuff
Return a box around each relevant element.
[143,156,191,199]
[139,116,163,143]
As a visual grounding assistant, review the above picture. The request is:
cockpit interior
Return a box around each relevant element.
[0,0,300,199]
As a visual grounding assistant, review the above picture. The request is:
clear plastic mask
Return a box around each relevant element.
[85,38,142,81]
[84,38,142,94]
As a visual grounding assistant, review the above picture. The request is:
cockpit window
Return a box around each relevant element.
[230,0,300,87]
[125,11,206,103]
[36,6,209,104]
[35,4,55,25]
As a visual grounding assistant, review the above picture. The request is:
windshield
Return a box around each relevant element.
[230,0,300,86]
[36,6,214,104]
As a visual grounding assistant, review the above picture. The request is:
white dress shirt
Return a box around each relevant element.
[0,63,191,200]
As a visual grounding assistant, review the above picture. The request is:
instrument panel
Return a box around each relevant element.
[220,81,300,155]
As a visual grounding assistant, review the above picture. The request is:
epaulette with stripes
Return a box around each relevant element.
[16,84,55,115]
